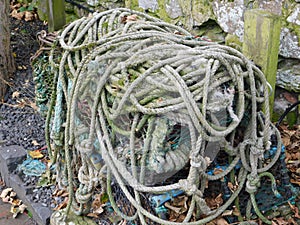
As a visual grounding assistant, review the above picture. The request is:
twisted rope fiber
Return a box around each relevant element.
[44,8,283,224]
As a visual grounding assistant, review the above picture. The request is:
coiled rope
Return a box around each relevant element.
[40,8,283,224]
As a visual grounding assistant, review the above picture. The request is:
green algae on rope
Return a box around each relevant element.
[36,8,284,225]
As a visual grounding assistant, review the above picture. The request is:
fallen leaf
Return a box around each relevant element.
[87,213,99,218]
[12,91,20,98]
[10,198,22,206]
[53,197,68,211]
[272,217,289,225]
[29,101,39,111]
[2,196,10,203]
[93,205,104,214]
[164,202,182,214]
[28,150,44,159]
[216,217,229,225]
[31,140,40,146]
[18,204,27,213]
[16,99,26,108]
[10,206,20,218]
[9,191,16,198]
[0,188,13,199]
[126,14,137,22]
[11,9,25,20]
[288,201,300,219]
[24,11,34,21]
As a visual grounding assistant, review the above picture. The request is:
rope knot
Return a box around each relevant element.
[246,175,260,194]
[190,154,207,171]
[78,139,93,153]
[178,179,202,197]
[250,138,265,157]
[75,187,93,204]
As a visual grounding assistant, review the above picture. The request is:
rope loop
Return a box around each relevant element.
[75,187,93,204]
[245,175,260,194]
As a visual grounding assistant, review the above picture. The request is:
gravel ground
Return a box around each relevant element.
[0,17,47,150]
[0,15,48,225]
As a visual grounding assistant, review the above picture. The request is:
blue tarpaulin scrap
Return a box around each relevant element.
[18,158,46,176]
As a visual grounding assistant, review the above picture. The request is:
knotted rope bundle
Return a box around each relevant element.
[42,8,283,225]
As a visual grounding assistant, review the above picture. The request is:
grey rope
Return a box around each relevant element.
[42,8,283,224]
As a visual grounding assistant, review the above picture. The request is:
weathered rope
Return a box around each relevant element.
[39,8,283,224]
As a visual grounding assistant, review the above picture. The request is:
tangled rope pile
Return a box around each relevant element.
[36,8,284,224]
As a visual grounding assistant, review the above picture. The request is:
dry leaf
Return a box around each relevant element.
[31,140,40,146]
[11,9,25,20]
[93,205,104,214]
[29,101,39,111]
[2,196,10,203]
[215,193,223,205]
[24,11,34,21]
[28,150,44,159]
[10,198,22,206]
[12,91,20,98]
[9,191,16,198]
[87,213,99,218]
[272,217,289,225]
[16,99,26,108]
[221,209,233,216]
[53,197,68,211]
[56,189,66,196]
[10,206,20,218]
[126,14,137,22]
[164,202,182,214]
[216,217,229,225]
[288,201,300,219]
[18,204,27,213]
[0,188,13,199]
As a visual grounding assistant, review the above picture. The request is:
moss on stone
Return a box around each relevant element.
[125,0,139,10]
[225,33,242,51]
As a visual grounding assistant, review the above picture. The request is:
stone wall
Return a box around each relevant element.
[123,0,300,93]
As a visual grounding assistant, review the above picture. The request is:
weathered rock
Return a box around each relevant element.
[191,0,215,26]
[254,0,283,15]
[280,28,300,60]
[212,0,245,41]
[138,0,158,11]
[165,0,182,19]
[287,4,300,25]
[277,58,300,92]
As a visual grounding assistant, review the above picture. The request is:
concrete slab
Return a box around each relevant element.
[0,145,26,187]
[0,145,52,225]
[0,199,37,225]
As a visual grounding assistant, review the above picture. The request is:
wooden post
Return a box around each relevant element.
[47,0,66,32]
[243,9,281,117]
[0,0,15,100]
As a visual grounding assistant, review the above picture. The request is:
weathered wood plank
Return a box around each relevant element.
[47,0,66,32]
[243,9,281,117]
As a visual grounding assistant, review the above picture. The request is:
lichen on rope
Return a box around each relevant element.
[38,8,283,225]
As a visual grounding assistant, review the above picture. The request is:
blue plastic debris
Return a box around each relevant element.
[150,189,184,208]
[18,158,46,176]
